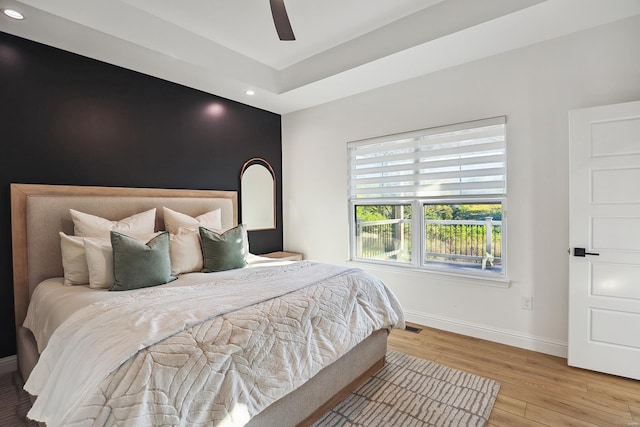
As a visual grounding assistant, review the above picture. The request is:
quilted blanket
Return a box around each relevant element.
[25,262,404,426]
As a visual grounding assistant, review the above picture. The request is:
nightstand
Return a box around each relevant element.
[261,251,303,261]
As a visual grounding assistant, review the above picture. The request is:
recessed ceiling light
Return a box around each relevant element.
[245,90,255,96]
[3,9,25,20]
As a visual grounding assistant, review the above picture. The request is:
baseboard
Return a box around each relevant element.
[404,309,568,358]
[0,355,17,375]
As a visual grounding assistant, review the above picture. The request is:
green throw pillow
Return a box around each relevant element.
[200,225,248,272]
[110,231,175,291]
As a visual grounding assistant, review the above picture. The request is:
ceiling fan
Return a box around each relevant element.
[269,0,295,41]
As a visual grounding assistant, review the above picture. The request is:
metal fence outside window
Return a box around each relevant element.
[356,217,501,268]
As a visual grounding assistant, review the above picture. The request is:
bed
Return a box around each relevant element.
[10,183,404,426]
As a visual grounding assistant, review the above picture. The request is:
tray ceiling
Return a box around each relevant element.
[1,0,638,113]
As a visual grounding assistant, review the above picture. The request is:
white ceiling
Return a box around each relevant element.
[1,0,639,114]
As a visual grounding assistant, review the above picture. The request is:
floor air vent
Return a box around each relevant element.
[405,325,422,334]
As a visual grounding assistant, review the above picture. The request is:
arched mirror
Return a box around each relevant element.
[240,158,276,230]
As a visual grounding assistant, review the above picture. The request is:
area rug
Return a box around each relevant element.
[313,350,500,427]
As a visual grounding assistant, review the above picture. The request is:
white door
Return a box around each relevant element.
[569,100,640,380]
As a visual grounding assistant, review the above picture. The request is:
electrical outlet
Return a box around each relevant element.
[521,296,533,310]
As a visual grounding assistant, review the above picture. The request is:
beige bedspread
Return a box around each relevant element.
[24,261,404,426]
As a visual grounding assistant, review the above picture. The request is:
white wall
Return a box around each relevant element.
[281,16,640,357]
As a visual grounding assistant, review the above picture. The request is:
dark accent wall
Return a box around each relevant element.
[0,31,283,358]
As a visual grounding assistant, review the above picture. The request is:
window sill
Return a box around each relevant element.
[347,259,511,288]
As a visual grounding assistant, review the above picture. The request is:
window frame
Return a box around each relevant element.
[419,197,507,279]
[350,197,507,279]
[348,117,508,281]
[349,199,417,268]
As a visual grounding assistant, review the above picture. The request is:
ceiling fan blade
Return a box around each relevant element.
[269,0,295,41]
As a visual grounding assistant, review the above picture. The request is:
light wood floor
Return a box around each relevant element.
[388,323,640,427]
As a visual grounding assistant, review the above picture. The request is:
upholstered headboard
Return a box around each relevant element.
[10,184,238,328]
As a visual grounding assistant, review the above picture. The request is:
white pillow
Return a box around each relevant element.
[60,232,95,285]
[163,207,222,234]
[71,208,156,238]
[84,239,114,289]
[83,232,160,290]
[169,228,203,275]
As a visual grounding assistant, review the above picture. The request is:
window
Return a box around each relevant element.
[349,117,506,277]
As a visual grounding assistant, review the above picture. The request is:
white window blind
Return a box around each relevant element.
[349,117,506,199]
